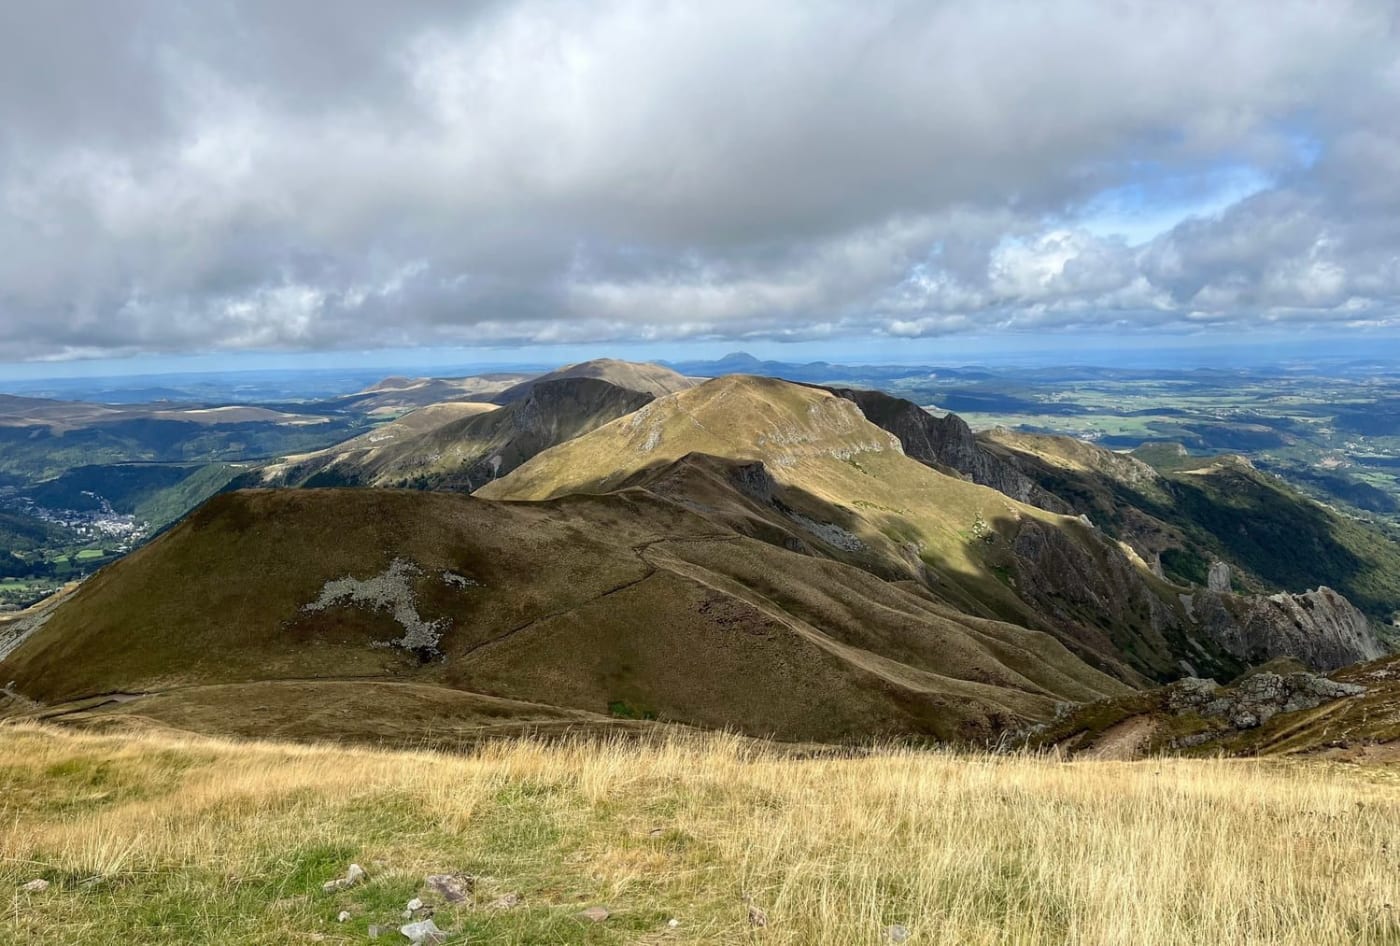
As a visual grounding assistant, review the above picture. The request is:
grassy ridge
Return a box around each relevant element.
[2,724,1398,944]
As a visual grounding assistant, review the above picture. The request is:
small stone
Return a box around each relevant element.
[886,924,911,943]
[399,918,447,945]
[488,892,522,909]
[20,879,49,893]
[337,911,351,923]
[579,906,610,922]
[406,898,424,912]
[425,873,473,904]
[321,863,367,893]
[748,906,768,928]
[668,917,681,928]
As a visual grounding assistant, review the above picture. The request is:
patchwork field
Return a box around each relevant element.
[2,724,1398,945]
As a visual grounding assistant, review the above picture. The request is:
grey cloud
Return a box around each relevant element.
[0,0,1398,360]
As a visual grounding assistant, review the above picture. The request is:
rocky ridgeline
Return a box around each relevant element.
[827,387,1070,512]
[1187,577,1386,672]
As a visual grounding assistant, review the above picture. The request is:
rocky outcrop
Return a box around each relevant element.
[1188,586,1386,672]
[825,387,1069,512]
[1207,561,1232,593]
[1167,672,1366,730]
[1007,516,1384,682]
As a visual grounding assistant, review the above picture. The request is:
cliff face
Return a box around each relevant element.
[1006,517,1386,682]
[1188,587,1386,672]
[826,387,1070,512]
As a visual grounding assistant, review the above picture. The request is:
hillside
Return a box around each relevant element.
[482,376,1381,682]
[257,401,500,487]
[491,358,695,403]
[981,428,1400,624]
[0,487,1129,743]
[334,374,532,415]
[261,379,650,491]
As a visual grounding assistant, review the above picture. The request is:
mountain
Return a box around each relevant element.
[260,378,651,490]
[4,370,1389,749]
[0,486,1128,743]
[256,401,500,486]
[490,358,696,403]
[333,374,533,415]
[482,375,1382,682]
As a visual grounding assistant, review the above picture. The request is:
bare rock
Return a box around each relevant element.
[886,924,911,943]
[1207,560,1232,593]
[20,879,49,893]
[578,906,610,922]
[336,911,351,923]
[321,863,366,893]
[399,918,447,945]
[425,873,473,904]
[1167,672,1366,730]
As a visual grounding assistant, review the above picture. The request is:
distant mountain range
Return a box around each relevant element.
[3,359,1394,755]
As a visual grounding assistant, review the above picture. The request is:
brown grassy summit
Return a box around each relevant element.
[491,358,696,403]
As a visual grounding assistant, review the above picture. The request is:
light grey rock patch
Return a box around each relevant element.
[303,560,448,654]
[20,879,49,893]
[399,918,447,945]
[1208,561,1232,593]
[321,863,366,892]
[425,873,473,904]
[441,572,476,589]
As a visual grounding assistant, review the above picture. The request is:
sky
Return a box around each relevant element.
[2,1,1400,374]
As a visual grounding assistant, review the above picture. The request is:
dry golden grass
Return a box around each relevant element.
[2,723,1398,945]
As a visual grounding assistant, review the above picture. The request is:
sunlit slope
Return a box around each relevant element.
[491,357,695,403]
[0,487,1126,743]
[481,376,1216,682]
[263,379,651,491]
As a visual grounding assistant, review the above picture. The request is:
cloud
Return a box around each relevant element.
[0,0,1398,359]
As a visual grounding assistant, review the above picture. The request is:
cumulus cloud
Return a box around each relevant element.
[0,0,1398,360]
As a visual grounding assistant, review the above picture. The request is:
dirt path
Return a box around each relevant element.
[1081,715,1158,760]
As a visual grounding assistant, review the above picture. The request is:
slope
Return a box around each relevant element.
[0,487,1127,744]
[491,358,695,403]
[257,401,500,487]
[261,378,651,491]
[482,376,1384,683]
[982,427,1400,625]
